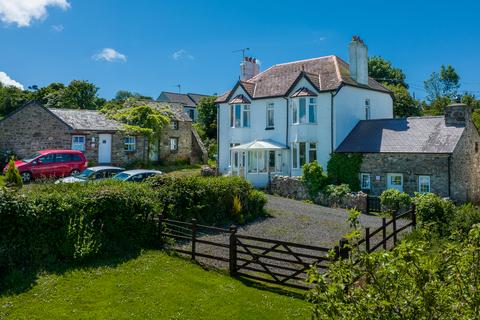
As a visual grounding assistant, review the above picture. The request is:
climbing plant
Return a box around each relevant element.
[326,153,363,191]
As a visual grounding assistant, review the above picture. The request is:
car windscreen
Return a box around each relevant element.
[112,172,130,181]
[22,152,42,163]
[76,169,95,179]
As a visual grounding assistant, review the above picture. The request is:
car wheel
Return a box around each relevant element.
[21,171,32,183]
[71,169,81,176]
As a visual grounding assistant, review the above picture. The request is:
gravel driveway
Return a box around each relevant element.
[169,194,410,272]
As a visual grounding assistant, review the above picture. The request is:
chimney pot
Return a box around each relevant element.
[240,56,260,80]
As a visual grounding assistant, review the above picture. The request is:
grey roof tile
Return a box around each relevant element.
[216,55,390,103]
[336,117,465,154]
[48,108,122,131]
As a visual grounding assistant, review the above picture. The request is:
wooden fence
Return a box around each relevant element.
[157,205,416,290]
[367,196,382,213]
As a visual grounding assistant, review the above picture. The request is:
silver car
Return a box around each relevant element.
[111,169,163,182]
[55,166,124,184]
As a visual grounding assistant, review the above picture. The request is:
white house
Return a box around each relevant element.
[216,36,393,187]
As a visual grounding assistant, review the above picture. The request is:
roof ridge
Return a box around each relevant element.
[274,55,335,67]
[48,108,99,112]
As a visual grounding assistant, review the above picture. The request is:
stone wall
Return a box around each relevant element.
[0,104,147,167]
[159,121,193,164]
[0,104,72,158]
[269,176,309,200]
[360,153,450,198]
[315,191,368,214]
[269,176,367,213]
[451,120,480,203]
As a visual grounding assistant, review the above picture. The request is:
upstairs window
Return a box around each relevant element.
[365,99,371,120]
[170,121,179,130]
[266,103,275,129]
[293,98,316,124]
[230,104,250,128]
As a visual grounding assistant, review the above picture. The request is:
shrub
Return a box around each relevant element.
[450,203,480,238]
[323,184,351,199]
[148,175,267,225]
[413,192,454,235]
[327,153,363,191]
[380,189,411,213]
[4,158,22,189]
[302,161,328,198]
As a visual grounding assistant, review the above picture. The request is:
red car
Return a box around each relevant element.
[3,150,88,182]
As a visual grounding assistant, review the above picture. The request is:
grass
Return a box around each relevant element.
[0,251,311,320]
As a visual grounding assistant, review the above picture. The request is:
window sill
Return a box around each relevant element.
[265,127,275,130]
[230,127,250,129]
[124,150,137,154]
[291,122,317,126]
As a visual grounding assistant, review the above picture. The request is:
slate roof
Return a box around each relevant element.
[216,55,390,103]
[335,116,465,154]
[157,92,210,106]
[48,108,122,131]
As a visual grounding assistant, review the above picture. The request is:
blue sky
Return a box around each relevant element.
[0,0,479,100]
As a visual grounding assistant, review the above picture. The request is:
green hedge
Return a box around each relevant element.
[148,175,267,225]
[0,176,267,282]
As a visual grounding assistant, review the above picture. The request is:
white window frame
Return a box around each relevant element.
[418,175,431,193]
[266,103,275,129]
[292,97,316,124]
[124,136,136,152]
[170,137,179,151]
[247,150,281,174]
[387,173,403,191]
[360,173,371,190]
[229,143,240,166]
[72,135,85,151]
[365,99,371,120]
[291,142,318,169]
[230,104,250,128]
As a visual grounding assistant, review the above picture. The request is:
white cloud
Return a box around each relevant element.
[51,24,63,32]
[172,49,194,61]
[0,0,70,27]
[92,48,127,63]
[0,71,24,90]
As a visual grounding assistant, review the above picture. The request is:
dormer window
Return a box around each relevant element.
[292,97,316,124]
[230,104,250,128]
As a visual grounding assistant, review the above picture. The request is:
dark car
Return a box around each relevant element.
[55,166,124,184]
[3,149,88,182]
[111,169,162,182]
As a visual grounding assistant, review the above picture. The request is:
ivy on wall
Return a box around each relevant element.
[327,153,363,191]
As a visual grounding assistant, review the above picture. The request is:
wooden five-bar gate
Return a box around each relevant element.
[158,205,416,290]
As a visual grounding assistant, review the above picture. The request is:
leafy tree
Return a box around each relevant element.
[385,83,420,118]
[302,161,328,198]
[110,104,170,137]
[422,96,451,116]
[61,80,100,109]
[368,56,407,88]
[0,84,31,118]
[424,65,460,102]
[4,158,23,189]
[197,96,217,140]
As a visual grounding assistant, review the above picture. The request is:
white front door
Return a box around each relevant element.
[98,134,112,163]
[387,173,403,192]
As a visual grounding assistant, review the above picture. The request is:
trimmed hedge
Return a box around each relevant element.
[0,176,267,283]
[148,175,267,225]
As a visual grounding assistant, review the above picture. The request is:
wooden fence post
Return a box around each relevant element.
[191,218,197,260]
[339,239,349,260]
[411,203,417,229]
[392,211,397,245]
[365,227,371,253]
[229,225,238,276]
[382,218,387,250]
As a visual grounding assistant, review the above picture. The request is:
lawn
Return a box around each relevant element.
[0,251,310,320]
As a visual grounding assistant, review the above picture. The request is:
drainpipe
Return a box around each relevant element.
[330,84,344,154]
[283,97,290,176]
[216,104,220,175]
[448,154,452,198]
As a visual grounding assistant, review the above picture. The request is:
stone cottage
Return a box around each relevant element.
[336,103,480,203]
[157,91,211,122]
[0,102,207,166]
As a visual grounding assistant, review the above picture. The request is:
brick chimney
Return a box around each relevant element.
[348,36,368,85]
[445,103,472,127]
[240,57,260,81]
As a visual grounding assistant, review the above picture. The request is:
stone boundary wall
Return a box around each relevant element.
[270,176,367,213]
